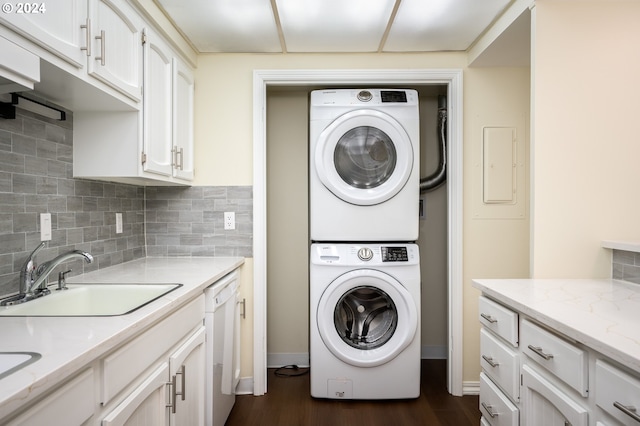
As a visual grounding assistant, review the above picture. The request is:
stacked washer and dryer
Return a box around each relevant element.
[309,89,422,399]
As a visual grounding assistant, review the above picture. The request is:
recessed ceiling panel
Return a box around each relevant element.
[156,0,282,52]
[384,0,512,51]
[275,0,396,52]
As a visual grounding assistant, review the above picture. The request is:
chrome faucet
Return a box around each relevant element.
[28,249,93,294]
[2,243,94,306]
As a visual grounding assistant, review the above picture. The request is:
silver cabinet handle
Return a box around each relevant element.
[176,364,186,401]
[614,401,640,423]
[481,402,499,418]
[167,376,176,413]
[528,344,554,360]
[171,147,184,170]
[481,313,498,323]
[168,365,186,414]
[482,355,499,368]
[80,18,91,56]
[95,30,105,66]
[240,298,246,319]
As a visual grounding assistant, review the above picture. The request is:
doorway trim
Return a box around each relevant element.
[252,69,464,396]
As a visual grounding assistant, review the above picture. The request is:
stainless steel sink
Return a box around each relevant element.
[0,283,182,316]
[0,352,41,380]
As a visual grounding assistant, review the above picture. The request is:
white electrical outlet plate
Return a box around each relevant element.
[116,213,123,234]
[224,212,235,230]
[40,213,52,241]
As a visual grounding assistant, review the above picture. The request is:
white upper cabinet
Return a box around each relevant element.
[0,0,87,68]
[172,57,195,181]
[88,0,143,101]
[143,27,173,176]
[142,27,195,183]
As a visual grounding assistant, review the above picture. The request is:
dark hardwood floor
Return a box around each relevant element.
[226,360,480,426]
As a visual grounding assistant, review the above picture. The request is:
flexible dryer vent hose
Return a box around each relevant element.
[420,95,447,192]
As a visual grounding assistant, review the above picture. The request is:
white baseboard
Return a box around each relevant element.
[421,345,448,359]
[235,377,254,395]
[463,381,480,395]
[267,352,310,368]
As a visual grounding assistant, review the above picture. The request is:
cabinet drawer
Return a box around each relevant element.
[7,368,94,426]
[479,296,518,347]
[101,296,204,404]
[481,328,520,401]
[520,319,588,397]
[595,360,640,425]
[480,372,519,426]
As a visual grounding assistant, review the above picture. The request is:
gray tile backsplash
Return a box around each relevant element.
[0,99,253,299]
[612,249,640,285]
[145,186,253,258]
[0,104,146,297]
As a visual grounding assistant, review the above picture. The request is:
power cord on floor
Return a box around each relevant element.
[273,364,310,377]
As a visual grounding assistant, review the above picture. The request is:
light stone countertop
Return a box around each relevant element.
[472,278,640,374]
[0,256,244,421]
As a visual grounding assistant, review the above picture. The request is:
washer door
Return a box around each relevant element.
[316,269,418,367]
[315,109,414,206]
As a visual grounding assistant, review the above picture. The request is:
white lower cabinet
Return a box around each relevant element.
[480,372,519,426]
[478,294,640,426]
[169,327,206,426]
[5,368,95,426]
[595,360,640,426]
[100,296,205,426]
[3,296,206,426]
[521,364,588,426]
[101,363,170,426]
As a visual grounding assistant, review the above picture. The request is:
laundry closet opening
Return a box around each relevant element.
[265,84,449,370]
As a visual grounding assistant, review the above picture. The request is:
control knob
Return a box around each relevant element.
[357,247,374,261]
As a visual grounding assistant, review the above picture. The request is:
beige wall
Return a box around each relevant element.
[266,90,310,363]
[531,1,640,278]
[193,53,531,384]
[463,67,531,382]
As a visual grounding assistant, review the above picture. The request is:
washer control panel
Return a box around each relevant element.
[381,246,409,262]
[312,244,418,266]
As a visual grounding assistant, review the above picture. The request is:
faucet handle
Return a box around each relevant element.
[57,269,72,291]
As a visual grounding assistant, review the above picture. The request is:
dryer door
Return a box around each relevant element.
[316,269,418,367]
[315,109,414,206]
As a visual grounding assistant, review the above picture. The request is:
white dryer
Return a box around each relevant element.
[310,243,421,399]
[309,88,420,242]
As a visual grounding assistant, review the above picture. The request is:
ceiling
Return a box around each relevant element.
[154,0,517,54]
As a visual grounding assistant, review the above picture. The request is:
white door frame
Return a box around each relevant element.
[252,69,464,396]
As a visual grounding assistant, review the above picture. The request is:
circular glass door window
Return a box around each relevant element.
[334,285,397,350]
[314,109,414,206]
[334,126,397,189]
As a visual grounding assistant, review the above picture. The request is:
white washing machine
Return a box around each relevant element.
[309,88,420,242]
[310,243,421,399]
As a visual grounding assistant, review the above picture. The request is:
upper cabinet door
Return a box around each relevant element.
[88,0,143,101]
[143,28,173,177]
[172,57,195,181]
[0,0,88,68]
